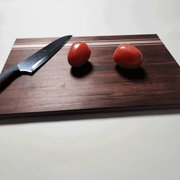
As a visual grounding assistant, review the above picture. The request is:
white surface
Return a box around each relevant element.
[0,0,180,180]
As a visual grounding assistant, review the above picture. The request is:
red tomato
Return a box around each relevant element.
[68,42,91,67]
[113,44,143,69]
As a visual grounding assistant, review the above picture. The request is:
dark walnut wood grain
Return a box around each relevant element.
[0,34,180,120]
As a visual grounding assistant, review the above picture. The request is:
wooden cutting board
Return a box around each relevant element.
[0,34,180,120]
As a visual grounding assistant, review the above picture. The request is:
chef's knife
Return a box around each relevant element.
[0,35,72,87]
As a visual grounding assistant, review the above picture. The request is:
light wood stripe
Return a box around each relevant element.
[12,40,162,50]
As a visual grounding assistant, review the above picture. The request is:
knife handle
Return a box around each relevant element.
[0,65,20,88]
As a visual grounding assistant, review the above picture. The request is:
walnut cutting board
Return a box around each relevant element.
[0,34,180,120]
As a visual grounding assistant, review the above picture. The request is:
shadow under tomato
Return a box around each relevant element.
[71,61,93,78]
[115,65,147,81]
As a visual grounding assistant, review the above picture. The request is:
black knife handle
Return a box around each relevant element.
[0,65,20,88]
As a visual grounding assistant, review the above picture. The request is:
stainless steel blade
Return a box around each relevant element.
[18,35,72,73]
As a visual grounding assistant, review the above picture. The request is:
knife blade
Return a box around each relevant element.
[0,35,72,88]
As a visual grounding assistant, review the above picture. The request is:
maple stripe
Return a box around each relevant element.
[12,39,162,50]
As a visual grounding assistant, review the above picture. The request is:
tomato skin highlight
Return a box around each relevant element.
[68,42,91,67]
[113,44,143,69]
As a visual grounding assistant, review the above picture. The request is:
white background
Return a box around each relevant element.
[0,0,180,179]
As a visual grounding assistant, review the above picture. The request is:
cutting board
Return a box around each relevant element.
[1,34,180,120]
